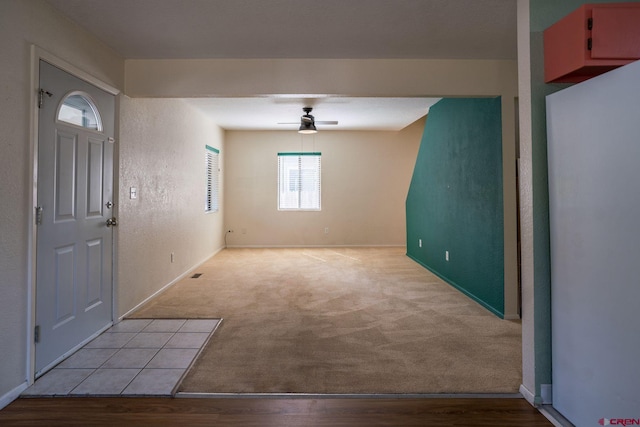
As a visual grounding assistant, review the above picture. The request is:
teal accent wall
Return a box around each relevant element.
[406,98,504,317]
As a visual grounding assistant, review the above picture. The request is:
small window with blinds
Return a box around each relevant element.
[205,145,220,213]
[278,152,321,211]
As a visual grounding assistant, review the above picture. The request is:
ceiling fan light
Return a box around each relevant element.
[298,122,317,134]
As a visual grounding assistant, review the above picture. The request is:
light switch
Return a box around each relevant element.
[130,187,137,199]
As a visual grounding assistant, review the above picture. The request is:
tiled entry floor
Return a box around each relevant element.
[22,318,220,397]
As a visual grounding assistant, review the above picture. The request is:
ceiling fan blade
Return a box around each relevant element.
[278,107,338,127]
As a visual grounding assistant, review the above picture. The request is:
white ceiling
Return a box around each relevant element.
[185,97,442,131]
[46,0,516,60]
[46,0,516,131]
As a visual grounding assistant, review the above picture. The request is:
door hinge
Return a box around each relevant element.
[38,89,53,109]
[34,325,40,343]
[587,17,593,31]
[35,206,43,225]
[587,37,593,51]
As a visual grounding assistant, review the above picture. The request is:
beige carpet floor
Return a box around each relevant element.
[130,247,521,394]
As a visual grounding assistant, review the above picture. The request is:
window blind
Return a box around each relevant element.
[206,145,219,212]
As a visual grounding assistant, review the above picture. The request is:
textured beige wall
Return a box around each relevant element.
[0,0,123,403]
[224,119,424,247]
[117,98,225,317]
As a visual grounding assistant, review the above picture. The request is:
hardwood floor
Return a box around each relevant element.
[0,397,552,426]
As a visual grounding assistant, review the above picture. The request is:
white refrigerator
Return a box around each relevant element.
[547,60,640,426]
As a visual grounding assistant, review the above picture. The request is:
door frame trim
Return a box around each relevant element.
[27,46,120,384]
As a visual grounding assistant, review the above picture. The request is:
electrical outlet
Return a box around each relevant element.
[419,239,422,248]
[445,251,449,261]
[324,227,329,234]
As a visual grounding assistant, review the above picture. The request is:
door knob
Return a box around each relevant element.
[106,217,118,227]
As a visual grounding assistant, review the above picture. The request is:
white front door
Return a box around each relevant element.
[35,60,116,376]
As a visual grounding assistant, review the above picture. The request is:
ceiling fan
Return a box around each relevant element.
[278,107,338,134]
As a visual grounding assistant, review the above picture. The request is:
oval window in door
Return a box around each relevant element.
[57,92,103,132]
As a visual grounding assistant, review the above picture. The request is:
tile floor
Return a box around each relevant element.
[22,318,220,397]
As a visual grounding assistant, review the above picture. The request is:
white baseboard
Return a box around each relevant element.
[520,383,536,406]
[540,383,553,404]
[119,247,224,320]
[0,381,28,410]
[520,383,552,406]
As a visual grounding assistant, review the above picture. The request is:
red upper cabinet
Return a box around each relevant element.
[544,3,640,83]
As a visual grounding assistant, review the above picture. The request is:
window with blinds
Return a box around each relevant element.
[205,145,219,213]
[278,152,321,211]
